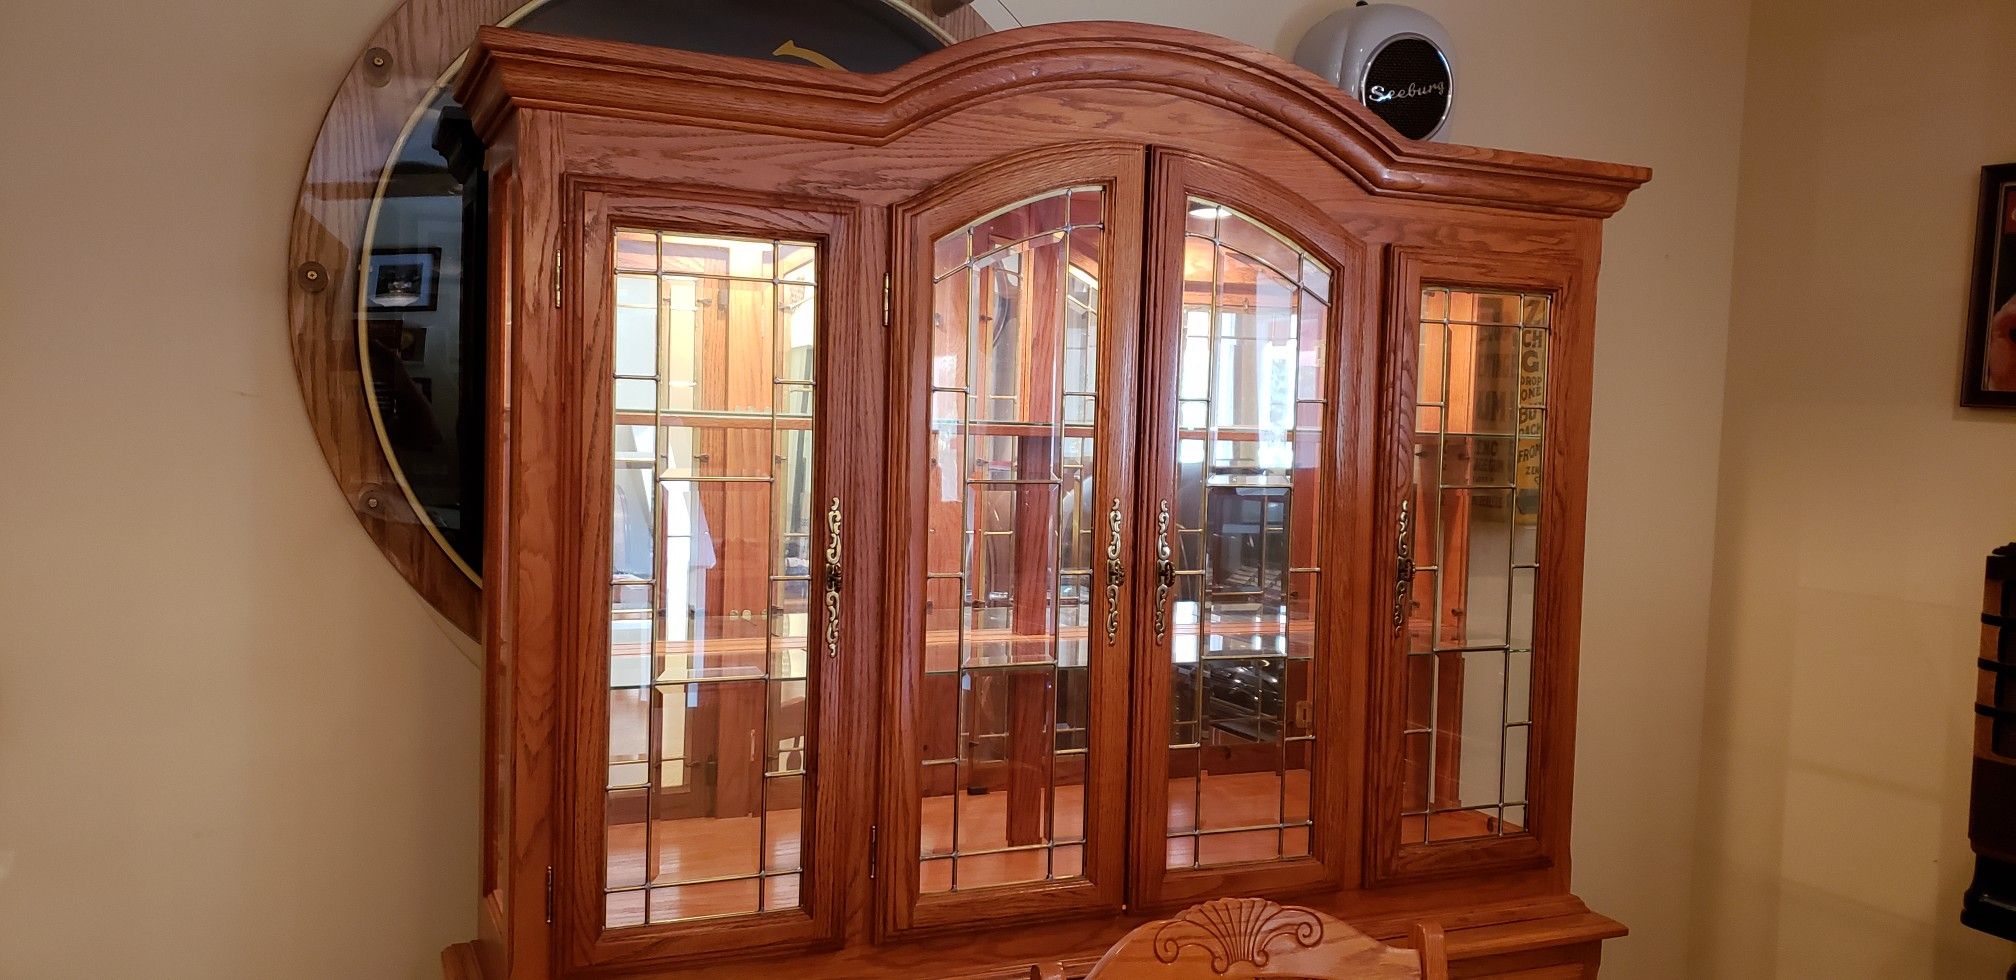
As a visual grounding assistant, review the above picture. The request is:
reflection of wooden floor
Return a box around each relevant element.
[1400,808,1522,844]
[605,812,801,926]
[603,769,1338,926]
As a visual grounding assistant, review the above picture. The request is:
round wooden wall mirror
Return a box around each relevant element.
[289,0,992,636]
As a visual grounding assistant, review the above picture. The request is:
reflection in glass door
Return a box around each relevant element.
[1162,200,1331,870]
[917,188,1105,893]
[1401,286,1548,844]
[605,229,819,926]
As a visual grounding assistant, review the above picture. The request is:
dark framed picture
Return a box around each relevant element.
[365,247,442,313]
[1964,163,2016,407]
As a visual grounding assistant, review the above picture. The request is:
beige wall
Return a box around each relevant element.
[0,0,1750,977]
[1693,0,2016,975]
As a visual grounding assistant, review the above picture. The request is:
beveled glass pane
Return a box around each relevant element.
[1449,488,1514,649]
[1168,745,1200,833]
[1053,843,1084,879]
[656,481,774,681]
[1456,652,1506,809]
[616,230,658,271]
[1053,753,1087,845]
[1064,225,1102,394]
[607,890,647,928]
[610,688,649,786]
[1218,211,1300,280]
[663,277,774,416]
[1505,724,1530,803]
[649,879,760,923]
[974,192,1069,255]
[932,274,969,389]
[1417,320,1447,406]
[608,789,648,888]
[958,850,1050,890]
[764,874,801,911]
[1170,660,1200,746]
[1199,828,1282,866]
[1284,740,1312,826]
[615,303,658,378]
[1283,824,1311,858]
[778,242,816,284]
[605,228,821,927]
[1057,572,1093,670]
[764,774,804,875]
[777,284,817,383]
[920,763,957,858]
[964,488,1058,668]
[663,233,772,279]
[923,577,963,675]
[1056,664,1090,752]
[766,680,808,775]
[954,672,1055,856]
[615,377,657,413]
[922,188,1102,892]
[652,680,763,882]
[1401,286,1549,845]
[1509,569,1536,651]
[920,857,954,894]
[1507,649,1533,725]
[1287,571,1318,662]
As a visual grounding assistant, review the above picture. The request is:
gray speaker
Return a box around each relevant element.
[1294,3,1454,141]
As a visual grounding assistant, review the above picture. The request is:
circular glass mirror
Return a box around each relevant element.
[366,0,968,577]
[295,0,990,634]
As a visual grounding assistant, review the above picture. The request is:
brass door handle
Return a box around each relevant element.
[824,497,843,657]
[1105,497,1124,644]
[1393,498,1414,633]
[1152,498,1174,641]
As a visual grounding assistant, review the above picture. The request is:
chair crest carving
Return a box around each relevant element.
[1150,898,1325,972]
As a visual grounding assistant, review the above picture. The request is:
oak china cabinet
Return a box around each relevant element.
[447,20,1647,980]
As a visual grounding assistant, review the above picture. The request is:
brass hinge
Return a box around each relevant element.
[544,866,554,923]
[868,824,879,879]
[882,273,891,329]
[552,248,563,309]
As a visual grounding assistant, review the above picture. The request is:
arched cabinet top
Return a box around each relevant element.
[455,21,1650,218]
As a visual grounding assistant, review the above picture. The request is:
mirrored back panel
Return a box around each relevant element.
[605,228,821,926]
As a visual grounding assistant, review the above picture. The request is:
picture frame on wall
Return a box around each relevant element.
[364,246,442,313]
[1963,163,2016,407]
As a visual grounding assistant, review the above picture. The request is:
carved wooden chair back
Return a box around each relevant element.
[1041,899,1447,980]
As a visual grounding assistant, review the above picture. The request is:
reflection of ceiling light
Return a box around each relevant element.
[1189,206,1233,220]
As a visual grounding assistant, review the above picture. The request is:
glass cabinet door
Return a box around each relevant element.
[1160,200,1330,873]
[564,192,875,970]
[1129,159,1367,907]
[882,149,1144,935]
[1371,251,1573,884]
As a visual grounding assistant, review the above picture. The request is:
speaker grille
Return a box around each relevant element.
[1361,37,1451,140]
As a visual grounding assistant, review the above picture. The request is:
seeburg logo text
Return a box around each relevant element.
[1368,81,1446,103]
